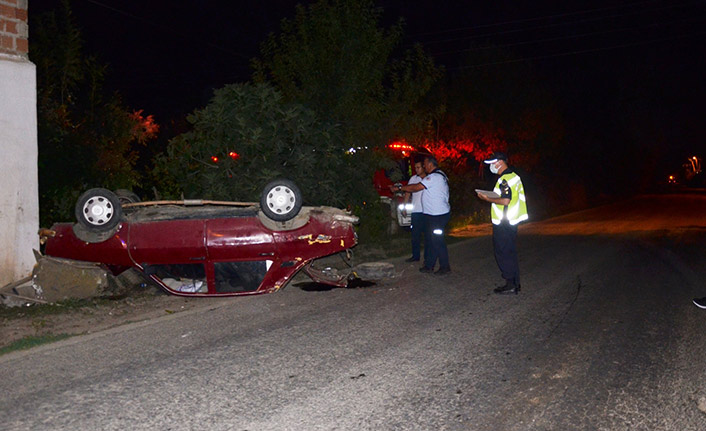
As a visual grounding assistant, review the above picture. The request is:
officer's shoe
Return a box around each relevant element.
[419,266,434,273]
[405,257,420,262]
[434,267,451,275]
[494,281,520,295]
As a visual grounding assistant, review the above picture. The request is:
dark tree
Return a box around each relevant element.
[31,0,158,225]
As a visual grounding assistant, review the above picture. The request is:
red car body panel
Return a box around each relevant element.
[130,218,208,265]
[44,206,357,297]
[46,223,133,268]
[372,144,432,198]
[372,145,433,226]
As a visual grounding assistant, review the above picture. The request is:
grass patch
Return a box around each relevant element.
[354,231,410,261]
[0,298,104,320]
[0,294,157,321]
[353,227,469,263]
[0,334,72,356]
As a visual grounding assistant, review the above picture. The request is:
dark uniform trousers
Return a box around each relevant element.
[410,212,428,262]
[492,220,519,285]
[424,212,450,270]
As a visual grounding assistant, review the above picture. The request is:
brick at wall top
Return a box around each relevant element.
[0,1,27,10]
[0,2,27,22]
[0,0,28,57]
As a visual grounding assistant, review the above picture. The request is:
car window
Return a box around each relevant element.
[147,263,207,293]
[214,261,272,293]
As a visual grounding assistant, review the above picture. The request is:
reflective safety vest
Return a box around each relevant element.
[491,171,528,225]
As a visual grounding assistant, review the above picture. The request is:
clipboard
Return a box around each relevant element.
[475,189,500,199]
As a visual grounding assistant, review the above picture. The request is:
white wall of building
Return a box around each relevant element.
[0,53,38,287]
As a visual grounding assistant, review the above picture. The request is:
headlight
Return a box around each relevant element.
[404,204,414,210]
[398,204,405,210]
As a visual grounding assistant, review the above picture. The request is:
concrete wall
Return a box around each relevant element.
[0,0,38,287]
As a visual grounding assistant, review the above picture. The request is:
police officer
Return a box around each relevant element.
[395,156,451,275]
[476,152,528,294]
[402,159,428,263]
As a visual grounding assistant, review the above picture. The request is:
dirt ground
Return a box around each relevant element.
[0,279,233,350]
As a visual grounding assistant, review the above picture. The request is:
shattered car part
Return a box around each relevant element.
[31,256,117,302]
[351,262,397,281]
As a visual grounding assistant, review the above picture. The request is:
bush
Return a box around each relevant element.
[154,83,380,209]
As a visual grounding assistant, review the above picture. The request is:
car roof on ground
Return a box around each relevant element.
[126,204,260,223]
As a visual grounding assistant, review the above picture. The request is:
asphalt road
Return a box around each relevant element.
[2,192,706,430]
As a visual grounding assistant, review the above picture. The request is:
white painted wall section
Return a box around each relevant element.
[0,54,38,287]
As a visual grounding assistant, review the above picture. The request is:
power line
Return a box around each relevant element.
[406,0,703,47]
[432,14,706,57]
[448,29,706,70]
[406,0,662,37]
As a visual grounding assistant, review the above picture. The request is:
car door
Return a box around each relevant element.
[205,217,277,294]
[127,219,209,293]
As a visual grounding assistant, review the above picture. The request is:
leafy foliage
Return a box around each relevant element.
[149,1,444,245]
[247,0,443,239]
[155,83,379,208]
[252,0,443,150]
[31,1,158,225]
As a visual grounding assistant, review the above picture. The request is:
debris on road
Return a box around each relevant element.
[351,262,396,281]
[30,256,120,303]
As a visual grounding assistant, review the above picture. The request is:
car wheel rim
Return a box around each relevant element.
[266,186,296,215]
[82,196,114,226]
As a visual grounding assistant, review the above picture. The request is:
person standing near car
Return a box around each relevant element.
[476,152,528,294]
[402,159,427,263]
[393,155,451,275]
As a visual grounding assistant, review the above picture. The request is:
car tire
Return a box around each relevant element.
[75,188,123,232]
[115,189,140,205]
[260,179,303,222]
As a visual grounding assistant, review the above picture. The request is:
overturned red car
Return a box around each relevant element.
[40,180,359,297]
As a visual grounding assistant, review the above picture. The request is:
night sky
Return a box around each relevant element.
[30,0,706,178]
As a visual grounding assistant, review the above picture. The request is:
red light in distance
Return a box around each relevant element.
[388,142,416,152]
